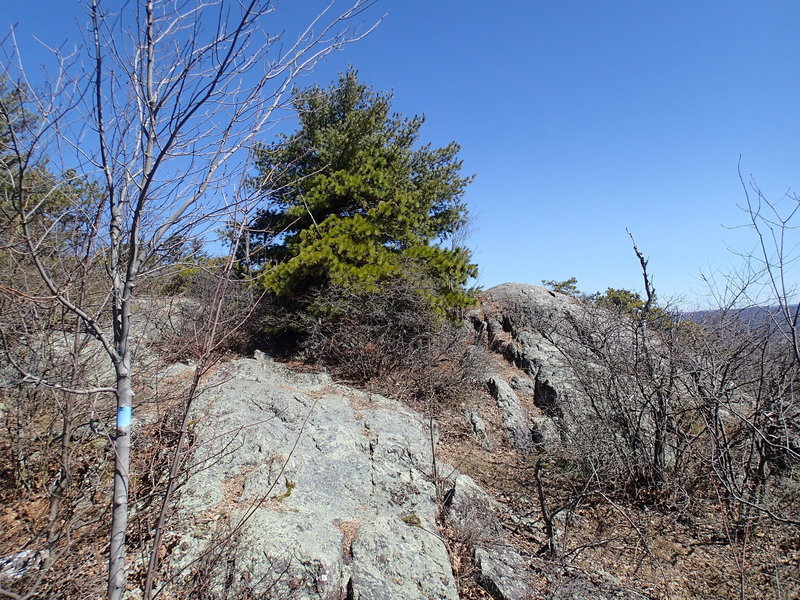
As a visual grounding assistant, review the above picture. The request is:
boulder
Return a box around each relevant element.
[509,376,535,395]
[445,474,503,539]
[445,475,539,600]
[475,547,538,600]
[546,567,650,600]
[484,374,532,450]
[464,407,493,449]
[468,283,588,447]
[170,357,457,600]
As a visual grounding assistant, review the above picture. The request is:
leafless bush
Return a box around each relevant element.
[148,268,269,363]
[679,310,799,532]
[543,236,798,525]
[541,299,690,501]
[293,278,480,405]
[174,525,302,600]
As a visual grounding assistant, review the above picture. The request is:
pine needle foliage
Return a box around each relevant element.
[247,70,477,316]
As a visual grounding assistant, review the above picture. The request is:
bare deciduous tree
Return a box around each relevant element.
[0,1,380,597]
[736,168,800,364]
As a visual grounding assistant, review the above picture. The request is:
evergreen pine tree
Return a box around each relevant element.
[247,70,477,315]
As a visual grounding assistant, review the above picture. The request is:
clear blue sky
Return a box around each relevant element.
[7,1,800,306]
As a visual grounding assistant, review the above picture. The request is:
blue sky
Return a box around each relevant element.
[6,1,800,306]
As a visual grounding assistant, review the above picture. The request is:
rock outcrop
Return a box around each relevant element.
[170,355,457,599]
[483,374,530,450]
[161,284,653,599]
[466,283,587,451]
[445,475,539,600]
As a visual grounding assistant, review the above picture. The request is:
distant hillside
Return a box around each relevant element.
[687,304,799,331]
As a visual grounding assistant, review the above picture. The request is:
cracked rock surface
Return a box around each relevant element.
[171,356,456,600]
[445,474,538,600]
[468,283,588,450]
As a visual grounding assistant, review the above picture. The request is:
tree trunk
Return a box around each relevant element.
[108,354,133,600]
[108,289,135,600]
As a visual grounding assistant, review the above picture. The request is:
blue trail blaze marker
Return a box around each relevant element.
[117,406,132,429]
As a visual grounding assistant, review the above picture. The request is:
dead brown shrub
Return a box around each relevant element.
[293,279,481,406]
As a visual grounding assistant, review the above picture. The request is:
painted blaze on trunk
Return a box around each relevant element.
[108,357,133,599]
